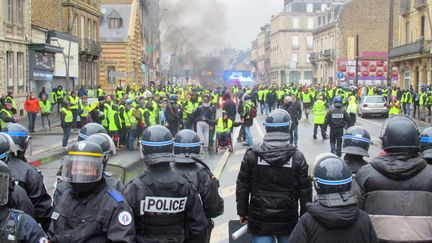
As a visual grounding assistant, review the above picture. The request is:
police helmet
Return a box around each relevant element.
[126,99,133,105]
[174,129,202,163]
[342,126,372,157]
[0,160,10,206]
[62,141,104,183]
[140,125,174,166]
[419,127,432,158]
[169,94,178,102]
[85,133,116,168]
[334,96,343,106]
[0,133,17,162]
[264,109,291,133]
[78,123,107,141]
[313,153,352,195]
[380,115,419,153]
[2,123,30,152]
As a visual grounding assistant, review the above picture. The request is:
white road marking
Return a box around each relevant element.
[210,222,229,243]
[220,185,236,199]
[213,127,240,179]
[228,163,241,173]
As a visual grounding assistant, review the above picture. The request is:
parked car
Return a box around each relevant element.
[358,95,389,118]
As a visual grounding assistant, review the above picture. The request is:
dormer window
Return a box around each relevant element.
[107,10,122,29]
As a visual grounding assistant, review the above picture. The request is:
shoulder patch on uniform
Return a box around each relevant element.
[38,237,50,243]
[107,190,124,203]
[118,211,133,226]
[51,212,60,220]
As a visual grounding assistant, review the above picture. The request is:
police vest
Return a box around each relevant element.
[61,108,73,123]
[216,118,232,133]
[69,96,79,109]
[39,101,51,114]
[0,209,24,243]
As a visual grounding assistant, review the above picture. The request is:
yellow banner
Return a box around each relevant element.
[347,37,355,60]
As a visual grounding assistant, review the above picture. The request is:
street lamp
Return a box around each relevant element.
[51,37,72,92]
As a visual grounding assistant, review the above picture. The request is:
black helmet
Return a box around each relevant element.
[380,115,419,153]
[140,125,174,166]
[2,123,30,152]
[0,133,16,163]
[0,160,10,206]
[174,129,202,163]
[334,96,343,107]
[62,141,104,183]
[419,127,432,158]
[264,109,291,133]
[85,133,116,167]
[342,126,372,157]
[313,153,352,194]
[79,123,108,141]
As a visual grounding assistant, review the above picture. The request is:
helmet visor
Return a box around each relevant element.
[0,172,9,206]
[62,155,103,183]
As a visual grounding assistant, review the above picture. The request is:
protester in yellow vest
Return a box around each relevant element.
[68,91,79,129]
[78,95,98,128]
[39,94,51,130]
[301,89,313,119]
[312,95,328,140]
[389,97,401,115]
[125,99,140,151]
[60,100,73,148]
[419,88,427,120]
[0,101,17,130]
[346,95,358,127]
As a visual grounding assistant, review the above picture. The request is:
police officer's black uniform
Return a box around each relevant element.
[289,154,378,243]
[419,127,432,165]
[325,96,350,156]
[48,141,136,242]
[236,109,312,238]
[355,115,432,242]
[172,129,224,243]
[342,126,372,174]
[0,160,48,243]
[124,125,208,243]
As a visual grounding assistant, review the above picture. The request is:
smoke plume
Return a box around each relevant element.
[160,0,227,70]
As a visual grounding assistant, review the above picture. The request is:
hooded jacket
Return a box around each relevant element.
[236,132,312,235]
[289,202,378,243]
[355,153,432,242]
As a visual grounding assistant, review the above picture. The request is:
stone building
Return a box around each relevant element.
[390,0,431,91]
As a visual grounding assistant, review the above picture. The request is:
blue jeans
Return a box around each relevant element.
[245,126,253,145]
[62,127,71,147]
[252,235,290,243]
[127,128,136,151]
[28,112,37,131]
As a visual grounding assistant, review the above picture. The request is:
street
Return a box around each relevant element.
[37,110,431,243]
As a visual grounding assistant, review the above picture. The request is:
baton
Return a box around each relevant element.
[232,225,248,240]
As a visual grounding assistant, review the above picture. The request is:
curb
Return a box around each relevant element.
[28,137,77,167]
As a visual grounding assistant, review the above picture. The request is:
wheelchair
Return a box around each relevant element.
[216,131,233,152]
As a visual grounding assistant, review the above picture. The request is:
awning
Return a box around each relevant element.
[29,43,63,53]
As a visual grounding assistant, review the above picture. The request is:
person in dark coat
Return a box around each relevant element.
[289,153,378,243]
[236,109,311,243]
[222,92,236,122]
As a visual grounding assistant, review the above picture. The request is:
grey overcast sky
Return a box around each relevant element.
[221,0,282,50]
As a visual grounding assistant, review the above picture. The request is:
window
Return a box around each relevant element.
[306,53,310,63]
[107,66,116,84]
[6,0,13,23]
[292,36,299,50]
[109,18,122,29]
[6,52,13,89]
[81,16,85,46]
[421,16,426,37]
[16,0,24,25]
[292,53,298,63]
[321,4,327,11]
[404,71,411,90]
[17,53,24,87]
[306,4,313,13]
[307,36,313,50]
[292,17,299,29]
[72,14,78,35]
[93,21,97,41]
[405,21,410,44]
[308,17,314,30]
[88,19,92,40]
[304,71,313,80]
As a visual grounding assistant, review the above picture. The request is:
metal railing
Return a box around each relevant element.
[400,0,411,15]
[414,0,427,9]
[389,38,432,58]
[80,38,101,55]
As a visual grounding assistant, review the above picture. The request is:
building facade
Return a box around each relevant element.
[390,0,431,91]
[256,25,271,82]
[99,0,143,91]
[1,0,32,116]
[270,0,328,85]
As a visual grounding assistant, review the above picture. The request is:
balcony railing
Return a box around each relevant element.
[415,0,427,9]
[389,38,432,59]
[80,38,101,56]
[400,0,411,16]
[321,49,335,59]
[309,53,318,63]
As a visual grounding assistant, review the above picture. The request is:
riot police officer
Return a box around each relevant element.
[342,126,372,174]
[289,153,378,243]
[78,122,108,141]
[124,125,208,243]
[419,127,432,165]
[236,109,312,243]
[355,115,432,242]
[0,160,49,243]
[48,141,136,242]
[172,129,224,242]
[2,123,53,231]
[325,96,351,156]
[53,133,123,206]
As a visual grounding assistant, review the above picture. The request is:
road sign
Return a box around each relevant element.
[337,72,345,80]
